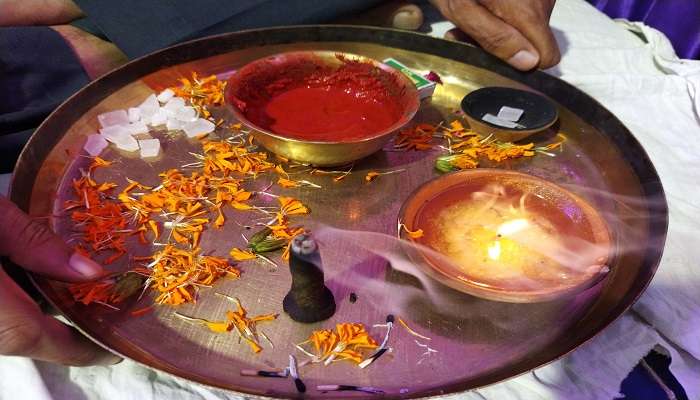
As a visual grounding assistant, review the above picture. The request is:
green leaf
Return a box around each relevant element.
[112,272,147,300]
[248,227,272,247]
[435,157,455,173]
[250,238,286,253]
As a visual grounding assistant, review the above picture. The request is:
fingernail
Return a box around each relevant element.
[69,253,103,278]
[101,354,123,366]
[392,8,423,30]
[508,50,539,70]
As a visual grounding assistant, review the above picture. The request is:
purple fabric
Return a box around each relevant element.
[586,0,700,60]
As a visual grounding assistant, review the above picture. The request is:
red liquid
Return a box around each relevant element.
[262,86,401,141]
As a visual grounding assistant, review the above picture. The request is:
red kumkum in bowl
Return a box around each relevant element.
[399,169,613,303]
[226,51,419,166]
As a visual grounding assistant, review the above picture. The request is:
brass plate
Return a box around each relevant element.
[8,26,667,399]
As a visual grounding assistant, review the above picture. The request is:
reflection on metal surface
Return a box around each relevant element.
[8,26,666,399]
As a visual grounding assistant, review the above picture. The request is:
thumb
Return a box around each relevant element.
[0,196,103,282]
[333,1,424,30]
[438,0,540,70]
[0,269,120,365]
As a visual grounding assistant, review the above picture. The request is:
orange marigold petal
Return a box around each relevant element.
[229,248,257,261]
[365,171,380,182]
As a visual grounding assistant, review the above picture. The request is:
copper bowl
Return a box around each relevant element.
[399,169,612,302]
[226,51,420,166]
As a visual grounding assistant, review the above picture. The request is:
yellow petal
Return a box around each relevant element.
[400,223,424,239]
[214,207,225,228]
[333,173,349,182]
[205,321,231,333]
[449,120,465,132]
[231,201,253,210]
[275,165,287,176]
[277,178,300,188]
[278,196,309,215]
[92,157,112,167]
[229,248,257,261]
[365,171,380,182]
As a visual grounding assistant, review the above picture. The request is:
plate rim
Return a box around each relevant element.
[6,25,669,399]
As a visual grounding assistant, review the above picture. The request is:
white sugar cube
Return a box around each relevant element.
[83,134,108,156]
[157,89,175,103]
[138,138,160,158]
[128,121,149,135]
[482,113,520,128]
[175,106,197,122]
[163,97,186,111]
[166,118,184,131]
[497,106,524,122]
[99,124,131,143]
[138,94,160,117]
[183,118,215,138]
[127,107,141,123]
[149,108,169,126]
[114,135,140,152]
[97,110,129,128]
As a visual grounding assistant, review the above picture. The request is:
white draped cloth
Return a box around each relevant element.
[2,0,699,398]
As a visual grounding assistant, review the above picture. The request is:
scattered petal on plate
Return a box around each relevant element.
[424,70,443,84]
[138,138,160,158]
[405,227,424,239]
[156,88,175,103]
[365,171,380,182]
[127,107,141,123]
[230,248,257,261]
[83,134,109,156]
[97,110,129,128]
[183,118,215,138]
[277,178,300,188]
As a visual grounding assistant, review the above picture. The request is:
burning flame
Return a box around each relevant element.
[488,218,530,261]
[496,218,529,236]
[487,240,501,260]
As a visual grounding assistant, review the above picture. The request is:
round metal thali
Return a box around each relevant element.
[9,26,667,399]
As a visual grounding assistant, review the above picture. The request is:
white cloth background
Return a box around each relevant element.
[2,0,699,398]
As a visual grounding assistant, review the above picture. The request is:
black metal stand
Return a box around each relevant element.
[283,233,336,323]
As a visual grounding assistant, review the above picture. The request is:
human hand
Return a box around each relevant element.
[50,25,129,80]
[0,196,120,365]
[0,0,83,25]
[0,0,128,79]
[336,1,424,30]
[430,0,561,70]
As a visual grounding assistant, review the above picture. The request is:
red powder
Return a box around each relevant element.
[263,86,400,141]
[230,55,405,142]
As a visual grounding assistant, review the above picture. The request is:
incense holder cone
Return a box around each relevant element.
[283,234,336,323]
